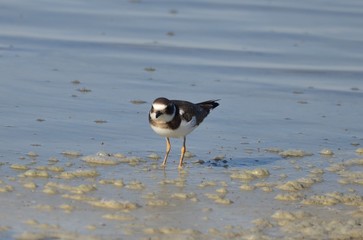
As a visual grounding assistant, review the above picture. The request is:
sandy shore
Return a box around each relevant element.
[1,149,363,239]
[1,0,363,239]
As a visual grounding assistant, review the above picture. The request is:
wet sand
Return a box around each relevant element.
[1,0,363,239]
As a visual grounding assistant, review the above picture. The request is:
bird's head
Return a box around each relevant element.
[149,97,175,122]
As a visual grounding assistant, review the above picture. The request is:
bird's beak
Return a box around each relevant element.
[155,111,162,118]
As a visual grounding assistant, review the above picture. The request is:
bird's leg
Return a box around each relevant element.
[178,136,186,169]
[161,137,171,167]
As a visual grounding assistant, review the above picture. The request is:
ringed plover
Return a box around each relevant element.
[149,97,219,168]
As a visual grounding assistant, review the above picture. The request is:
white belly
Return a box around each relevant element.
[151,117,197,138]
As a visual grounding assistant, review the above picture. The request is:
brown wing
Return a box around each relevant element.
[172,99,219,125]
[171,100,196,122]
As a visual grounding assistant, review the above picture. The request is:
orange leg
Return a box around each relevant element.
[161,137,171,167]
[178,136,186,169]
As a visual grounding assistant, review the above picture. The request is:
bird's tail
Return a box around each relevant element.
[197,99,220,111]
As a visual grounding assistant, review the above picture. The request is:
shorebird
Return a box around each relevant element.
[149,97,219,168]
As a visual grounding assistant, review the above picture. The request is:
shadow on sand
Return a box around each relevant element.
[201,156,282,168]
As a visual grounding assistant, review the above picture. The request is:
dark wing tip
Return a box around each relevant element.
[197,99,220,110]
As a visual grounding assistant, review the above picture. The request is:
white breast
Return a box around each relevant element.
[151,116,197,138]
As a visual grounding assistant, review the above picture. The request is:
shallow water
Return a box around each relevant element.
[1,0,363,239]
